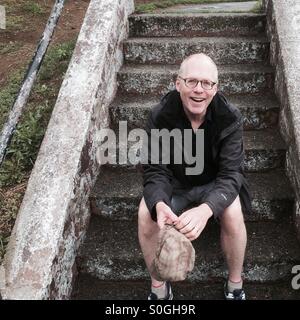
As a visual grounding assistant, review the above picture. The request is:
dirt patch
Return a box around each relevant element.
[0,0,89,86]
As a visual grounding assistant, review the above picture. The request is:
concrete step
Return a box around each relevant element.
[129,13,266,38]
[110,94,279,131]
[90,166,293,222]
[155,1,259,14]
[109,129,285,172]
[124,37,269,65]
[72,278,300,300]
[75,217,300,284]
[117,64,274,96]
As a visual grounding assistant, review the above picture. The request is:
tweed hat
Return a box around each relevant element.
[150,224,195,282]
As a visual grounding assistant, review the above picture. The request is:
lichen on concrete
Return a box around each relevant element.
[264,0,300,239]
[0,0,135,300]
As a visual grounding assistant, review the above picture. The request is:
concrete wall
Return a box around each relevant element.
[0,0,134,299]
[263,0,300,239]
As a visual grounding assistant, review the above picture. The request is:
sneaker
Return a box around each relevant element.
[148,281,173,300]
[224,282,246,300]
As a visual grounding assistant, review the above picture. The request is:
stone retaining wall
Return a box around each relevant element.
[0,0,134,299]
[263,0,300,239]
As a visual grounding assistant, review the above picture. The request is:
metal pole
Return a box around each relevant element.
[0,0,65,166]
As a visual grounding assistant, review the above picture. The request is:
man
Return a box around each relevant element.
[138,53,251,300]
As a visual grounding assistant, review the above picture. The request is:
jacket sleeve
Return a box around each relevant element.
[142,111,174,221]
[202,123,245,218]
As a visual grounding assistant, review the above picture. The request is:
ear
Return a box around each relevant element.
[212,84,218,97]
[175,78,181,92]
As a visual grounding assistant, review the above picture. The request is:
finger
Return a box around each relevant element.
[174,217,191,230]
[157,219,165,230]
[185,227,201,241]
[179,221,196,234]
[157,214,166,230]
[166,216,178,225]
[166,211,179,223]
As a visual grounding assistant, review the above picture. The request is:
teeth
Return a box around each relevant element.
[191,97,204,102]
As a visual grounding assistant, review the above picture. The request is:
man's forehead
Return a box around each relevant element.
[182,63,215,77]
[183,57,214,70]
[180,57,218,80]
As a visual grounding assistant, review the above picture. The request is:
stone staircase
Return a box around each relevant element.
[72,10,300,300]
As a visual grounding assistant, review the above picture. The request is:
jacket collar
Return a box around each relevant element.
[156,90,240,134]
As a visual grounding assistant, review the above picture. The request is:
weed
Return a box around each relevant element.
[0,41,23,55]
[39,39,76,80]
[0,38,76,259]
[0,39,77,188]
[0,182,27,264]
[22,2,45,15]
[0,69,26,131]
[5,15,24,30]
[0,235,10,264]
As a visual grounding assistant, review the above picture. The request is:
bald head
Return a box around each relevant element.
[178,53,218,83]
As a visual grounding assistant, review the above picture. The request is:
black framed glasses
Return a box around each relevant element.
[178,76,216,90]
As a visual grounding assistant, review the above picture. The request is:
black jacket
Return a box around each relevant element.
[142,90,251,221]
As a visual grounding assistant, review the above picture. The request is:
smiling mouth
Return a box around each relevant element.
[190,97,205,103]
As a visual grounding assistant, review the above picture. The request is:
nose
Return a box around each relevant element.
[193,81,204,93]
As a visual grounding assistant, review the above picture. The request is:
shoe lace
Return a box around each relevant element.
[232,289,245,300]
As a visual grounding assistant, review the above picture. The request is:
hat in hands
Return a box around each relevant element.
[150,224,195,282]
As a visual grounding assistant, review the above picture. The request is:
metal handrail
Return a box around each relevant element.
[0,0,65,166]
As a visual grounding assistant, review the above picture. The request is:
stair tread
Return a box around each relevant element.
[82,218,300,261]
[118,64,274,95]
[119,63,273,74]
[124,36,269,65]
[110,93,280,131]
[244,130,285,150]
[112,93,279,110]
[113,129,285,158]
[129,13,266,38]
[72,277,300,300]
[113,127,285,150]
[130,13,266,18]
[78,218,300,282]
[125,36,269,44]
[91,166,292,200]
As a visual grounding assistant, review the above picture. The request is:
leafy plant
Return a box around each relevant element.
[22,2,45,15]
[0,39,77,188]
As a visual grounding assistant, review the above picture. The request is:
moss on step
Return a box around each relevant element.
[135,0,260,13]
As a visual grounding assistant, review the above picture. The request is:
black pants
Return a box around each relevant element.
[170,181,215,216]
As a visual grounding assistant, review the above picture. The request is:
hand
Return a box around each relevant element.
[174,203,213,241]
[156,201,179,230]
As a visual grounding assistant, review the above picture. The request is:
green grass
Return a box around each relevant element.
[0,69,26,131]
[5,15,24,30]
[1,0,48,31]
[251,0,263,13]
[0,41,23,55]
[0,235,10,264]
[22,1,45,15]
[0,184,26,264]
[0,39,76,188]
[135,0,259,13]
[0,38,76,262]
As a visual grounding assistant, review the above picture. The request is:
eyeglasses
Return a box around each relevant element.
[178,76,216,90]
